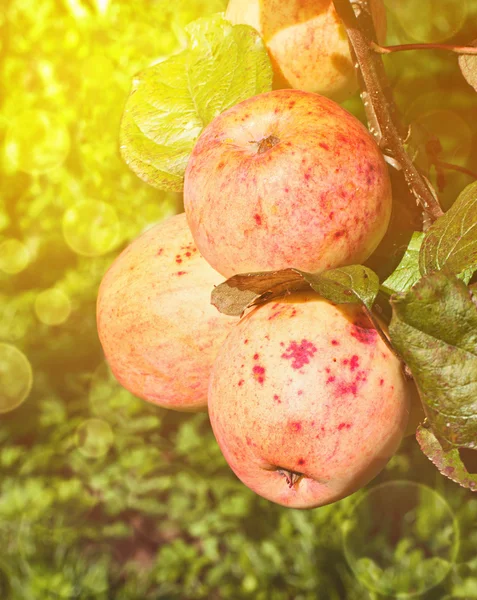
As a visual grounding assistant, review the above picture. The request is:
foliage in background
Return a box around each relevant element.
[1,0,477,598]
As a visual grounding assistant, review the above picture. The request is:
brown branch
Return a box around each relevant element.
[371,41,477,56]
[332,0,444,224]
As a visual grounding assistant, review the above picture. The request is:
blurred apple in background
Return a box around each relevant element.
[225,0,386,102]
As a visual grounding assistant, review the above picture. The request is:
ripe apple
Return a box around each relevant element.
[208,292,410,508]
[96,213,236,411]
[184,89,392,278]
[225,0,387,102]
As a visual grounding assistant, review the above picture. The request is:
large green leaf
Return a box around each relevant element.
[389,272,477,449]
[120,14,273,191]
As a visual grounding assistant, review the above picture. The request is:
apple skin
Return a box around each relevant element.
[208,292,410,508]
[184,89,392,278]
[225,0,386,103]
[96,213,236,412]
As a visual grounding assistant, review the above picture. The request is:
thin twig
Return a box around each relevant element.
[332,0,444,224]
[371,41,477,55]
[435,161,477,181]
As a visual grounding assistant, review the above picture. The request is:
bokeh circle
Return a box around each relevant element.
[62,200,121,257]
[34,288,72,326]
[75,418,114,459]
[342,481,459,597]
[385,0,467,43]
[0,239,31,274]
[0,343,33,414]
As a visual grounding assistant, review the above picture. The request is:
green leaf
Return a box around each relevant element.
[301,265,380,311]
[0,446,23,468]
[389,271,477,449]
[175,420,204,454]
[420,180,477,281]
[211,265,379,316]
[120,14,273,192]
[382,232,425,294]
[416,424,477,492]
[219,494,251,518]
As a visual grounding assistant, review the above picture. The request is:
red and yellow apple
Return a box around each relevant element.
[208,292,411,508]
[96,213,236,411]
[225,0,386,102]
[184,89,392,278]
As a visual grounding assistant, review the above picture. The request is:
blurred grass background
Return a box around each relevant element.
[1,0,477,598]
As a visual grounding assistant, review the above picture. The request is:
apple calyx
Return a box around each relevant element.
[276,467,304,488]
[256,134,280,154]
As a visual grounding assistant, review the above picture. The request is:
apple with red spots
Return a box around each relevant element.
[97,213,236,411]
[184,89,392,278]
[225,0,386,102]
[208,292,411,508]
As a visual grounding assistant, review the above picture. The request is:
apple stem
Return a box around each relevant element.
[256,135,280,155]
[331,0,444,225]
[370,41,477,56]
[276,468,303,488]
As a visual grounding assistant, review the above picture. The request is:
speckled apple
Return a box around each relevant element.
[96,213,236,411]
[225,0,386,102]
[208,292,410,508]
[184,89,392,279]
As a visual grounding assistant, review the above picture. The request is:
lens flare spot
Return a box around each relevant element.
[0,239,30,274]
[342,481,459,597]
[34,288,72,326]
[62,200,121,256]
[76,418,114,458]
[386,0,467,43]
[0,343,33,414]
